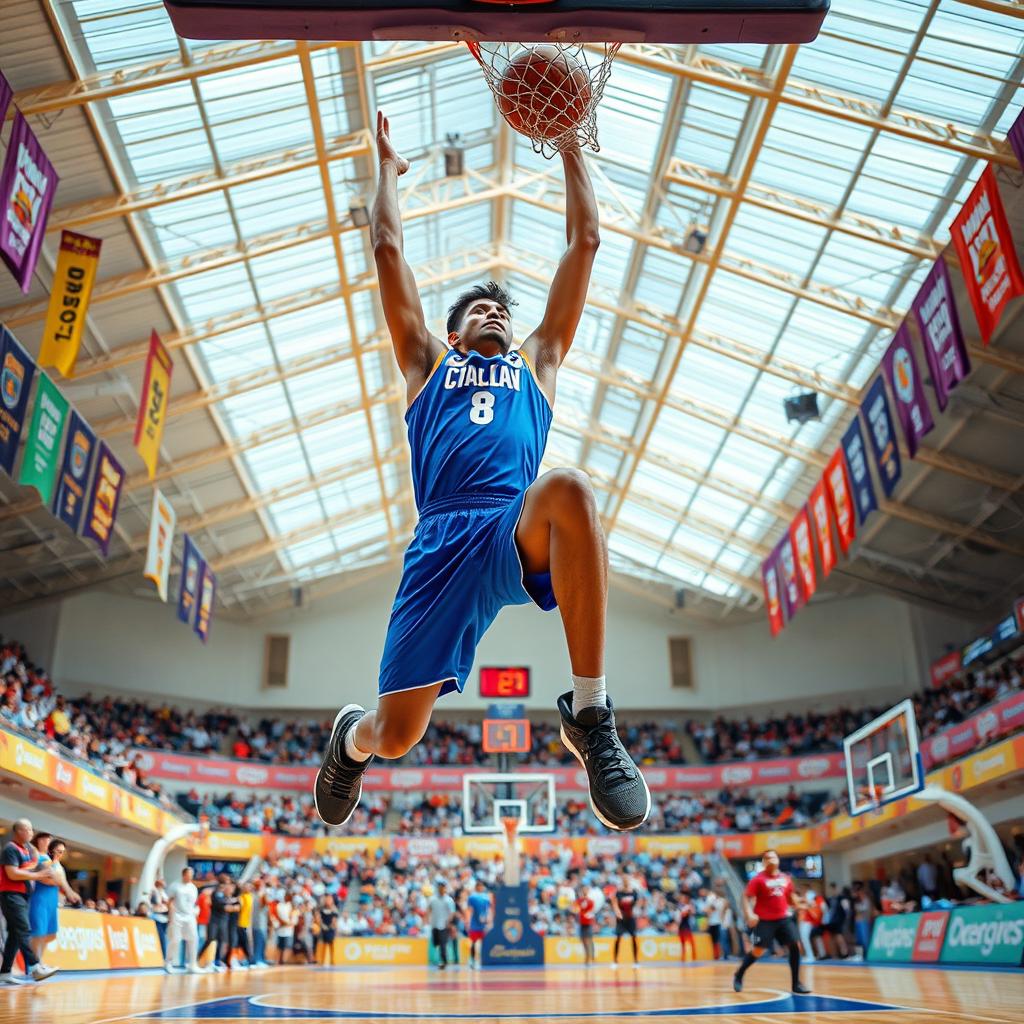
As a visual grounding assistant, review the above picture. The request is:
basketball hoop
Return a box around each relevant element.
[466,41,620,158]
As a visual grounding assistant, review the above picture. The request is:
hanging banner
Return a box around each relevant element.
[17,372,69,505]
[0,71,11,122]
[881,324,934,458]
[133,331,173,480]
[910,258,970,412]
[39,231,102,378]
[808,478,836,578]
[52,410,96,531]
[0,112,58,293]
[777,536,804,620]
[824,448,856,555]
[840,417,877,526]
[760,552,784,638]
[1010,107,1024,172]
[790,507,816,601]
[178,534,202,625]
[194,562,217,643]
[0,326,37,476]
[144,489,176,602]
[862,376,901,499]
[81,441,125,557]
[950,165,1024,344]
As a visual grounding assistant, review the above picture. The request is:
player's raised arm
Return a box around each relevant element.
[522,145,600,383]
[371,111,445,392]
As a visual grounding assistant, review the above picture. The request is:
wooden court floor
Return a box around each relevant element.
[2,961,1022,1023]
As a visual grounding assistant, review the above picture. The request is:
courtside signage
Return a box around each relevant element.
[868,913,920,962]
[911,910,949,962]
[940,904,1024,966]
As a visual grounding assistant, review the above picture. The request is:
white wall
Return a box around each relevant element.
[44,576,936,713]
[0,600,62,673]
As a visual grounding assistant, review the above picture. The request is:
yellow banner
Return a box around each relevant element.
[45,910,163,971]
[332,937,430,966]
[39,231,102,378]
[133,331,173,479]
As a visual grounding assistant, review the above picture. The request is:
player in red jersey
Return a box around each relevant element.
[575,885,596,967]
[733,849,810,995]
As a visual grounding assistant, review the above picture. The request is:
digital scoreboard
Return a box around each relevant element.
[479,666,531,699]
[482,718,531,754]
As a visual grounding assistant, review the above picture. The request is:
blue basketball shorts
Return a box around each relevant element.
[378,490,557,698]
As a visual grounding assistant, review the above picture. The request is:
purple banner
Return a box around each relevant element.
[178,534,203,626]
[862,376,901,499]
[81,441,124,557]
[0,325,37,475]
[776,537,803,620]
[52,409,96,532]
[0,112,58,293]
[840,416,877,525]
[881,324,934,459]
[1009,106,1024,172]
[910,257,971,412]
[0,71,11,123]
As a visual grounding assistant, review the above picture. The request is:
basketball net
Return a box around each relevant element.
[467,42,620,158]
[501,815,522,887]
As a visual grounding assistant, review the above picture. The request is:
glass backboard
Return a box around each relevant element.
[462,772,556,834]
[843,699,924,817]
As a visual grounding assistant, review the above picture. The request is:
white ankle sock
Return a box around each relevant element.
[344,725,371,762]
[572,674,607,718]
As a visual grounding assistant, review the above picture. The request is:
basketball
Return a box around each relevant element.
[497,45,592,141]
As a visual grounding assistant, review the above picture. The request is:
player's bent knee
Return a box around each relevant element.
[543,468,597,517]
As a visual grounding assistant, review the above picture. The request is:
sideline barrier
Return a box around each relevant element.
[46,909,164,971]
[544,933,713,964]
[868,905,1024,967]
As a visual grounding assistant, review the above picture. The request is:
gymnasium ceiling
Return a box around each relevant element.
[1,0,1024,623]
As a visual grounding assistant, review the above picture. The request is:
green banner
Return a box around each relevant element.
[867,913,920,963]
[17,372,69,506]
[941,904,1024,966]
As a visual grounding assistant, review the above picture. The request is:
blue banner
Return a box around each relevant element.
[52,409,96,532]
[483,885,545,966]
[0,326,37,475]
[178,534,203,626]
[841,417,877,526]
[862,376,901,499]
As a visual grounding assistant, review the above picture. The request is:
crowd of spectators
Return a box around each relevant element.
[1,633,1021,814]
[179,784,834,838]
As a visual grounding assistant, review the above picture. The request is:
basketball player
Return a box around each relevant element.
[465,880,492,969]
[575,884,596,966]
[314,111,651,834]
[610,876,641,967]
[732,849,810,995]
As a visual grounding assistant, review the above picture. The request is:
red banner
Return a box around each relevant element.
[950,165,1024,344]
[929,651,962,689]
[808,478,836,577]
[919,690,1024,768]
[132,749,848,793]
[790,508,817,601]
[824,448,856,554]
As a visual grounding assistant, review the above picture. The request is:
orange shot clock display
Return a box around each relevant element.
[479,665,531,698]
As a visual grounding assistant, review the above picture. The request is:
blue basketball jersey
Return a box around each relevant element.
[405,348,552,512]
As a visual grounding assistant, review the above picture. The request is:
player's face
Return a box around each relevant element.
[453,299,513,355]
[763,851,780,872]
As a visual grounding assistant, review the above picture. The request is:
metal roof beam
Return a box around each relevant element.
[47,131,372,233]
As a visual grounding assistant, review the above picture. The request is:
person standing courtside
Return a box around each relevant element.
[575,884,597,967]
[0,819,59,983]
[465,880,492,970]
[733,849,810,995]
[429,881,457,971]
[611,876,641,968]
[166,867,203,974]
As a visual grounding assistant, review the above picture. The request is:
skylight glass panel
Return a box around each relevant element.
[249,239,338,303]
[269,494,327,534]
[198,324,276,380]
[222,383,290,434]
[674,84,753,175]
[697,275,791,349]
[595,61,672,170]
[647,407,725,467]
[173,264,256,321]
[230,168,327,238]
[245,436,308,490]
[146,193,235,261]
[270,304,351,362]
[792,26,904,105]
[670,347,758,411]
[303,416,373,473]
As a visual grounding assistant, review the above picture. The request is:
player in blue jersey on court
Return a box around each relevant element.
[314,111,651,833]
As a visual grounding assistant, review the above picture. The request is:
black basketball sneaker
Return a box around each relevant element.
[556,692,651,831]
[314,704,374,826]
